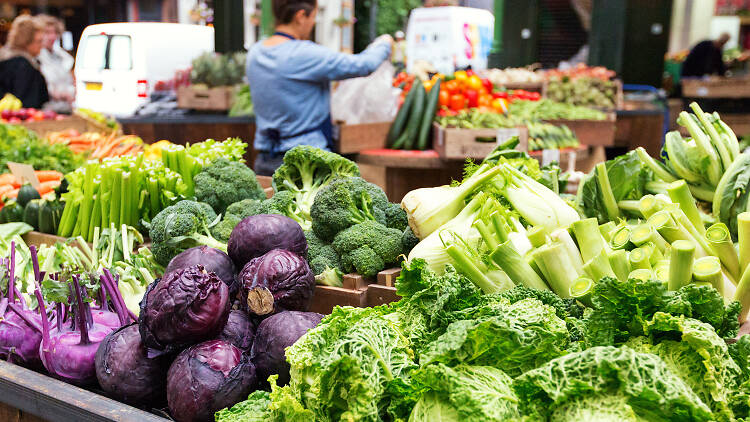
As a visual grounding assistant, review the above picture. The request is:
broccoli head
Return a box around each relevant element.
[211,214,241,243]
[272,146,360,221]
[305,230,342,275]
[194,158,266,214]
[310,176,389,241]
[332,220,402,278]
[149,200,227,266]
[261,191,311,230]
[385,202,408,231]
[225,198,265,221]
[401,226,420,255]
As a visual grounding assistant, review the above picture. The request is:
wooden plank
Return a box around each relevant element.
[544,113,616,147]
[356,149,451,169]
[177,86,234,111]
[0,360,167,422]
[342,273,370,290]
[358,163,387,193]
[335,122,391,154]
[309,285,367,314]
[377,268,401,287]
[683,77,750,98]
[433,123,530,159]
[366,284,400,307]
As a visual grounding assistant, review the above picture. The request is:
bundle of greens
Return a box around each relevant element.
[0,123,84,174]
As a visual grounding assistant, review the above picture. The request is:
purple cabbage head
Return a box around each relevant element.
[166,246,237,295]
[167,340,256,422]
[250,311,323,386]
[227,214,307,269]
[138,265,230,356]
[237,249,315,316]
[216,310,255,353]
[95,324,168,406]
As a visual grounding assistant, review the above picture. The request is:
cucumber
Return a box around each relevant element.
[416,80,441,150]
[23,199,42,231]
[402,83,426,150]
[17,184,40,208]
[387,83,418,147]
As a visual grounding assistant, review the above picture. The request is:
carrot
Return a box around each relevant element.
[4,188,19,199]
[0,174,17,186]
[34,170,63,182]
[0,185,13,196]
[36,180,59,196]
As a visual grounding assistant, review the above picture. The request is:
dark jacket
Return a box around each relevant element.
[681,40,726,78]
[0,55,50,109]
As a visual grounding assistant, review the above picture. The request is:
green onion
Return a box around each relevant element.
[693,256,723,296]
[629,269,654,282]
[629,247,652,270]
[669,240,696,291]
[490,241,549,291]
[610,225,632,250]
[526,226,547,248]
[569,277,594,307]
[596,162,620,221]
[534,243,581,298]
[705,222,740,281]
[630,223,669,252]
[739,212,750,277]
[572,218,607,262]
[583,249,616,282]
[667,180,706,237]
[599,221,616,242]
[608,250,630,282]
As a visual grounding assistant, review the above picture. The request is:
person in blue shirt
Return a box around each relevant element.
[247,0,392,175]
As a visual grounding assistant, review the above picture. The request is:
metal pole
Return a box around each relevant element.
[488,0,504,68]
[261,0,274,38]
[369,0,378,44]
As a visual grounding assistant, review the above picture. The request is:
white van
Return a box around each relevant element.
[74,23,214,117]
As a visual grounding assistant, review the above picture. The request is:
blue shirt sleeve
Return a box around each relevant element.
[289,41,391,83]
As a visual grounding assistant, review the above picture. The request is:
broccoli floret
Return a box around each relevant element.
[401,226,420,254]
[310,176,389,241]
[149,200,227,266]
[194,158,266,214]
[261,191,311,230]
[211,214,241,242]
[332,220,402,278]
[199,201,218,224]
[225,198,265,221]
[305,230,341,275]
[272,145,360,222]
[385,202,408,231]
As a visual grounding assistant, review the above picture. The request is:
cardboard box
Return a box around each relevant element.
[334,121,391,154]
[433,123,528,159]
[177,86,234,111]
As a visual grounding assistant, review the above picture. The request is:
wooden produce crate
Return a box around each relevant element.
[334,121,392,154]
[309,268,400,314]
[544,112,617,147]
[0,360,168,422]
[682,77,750,98]
[177,86,234,111]
[257,175,274,198]
[432,123,529,159]
[542,78,624,109]
[22,231,70,249]
[17,115,111,137]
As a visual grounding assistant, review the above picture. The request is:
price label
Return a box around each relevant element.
[496,128,520,145]
[541,149,560,166]
[696,87,709,97]
[7,162,39,188]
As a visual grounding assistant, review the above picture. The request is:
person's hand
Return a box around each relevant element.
[374,34,394,46]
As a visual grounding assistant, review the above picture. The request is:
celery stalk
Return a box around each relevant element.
[109,172,122,227]
[705,222,740,281]
[693,256,723,296]
[595,162,620,221]
[629,247,652,270]
[534,243,580,298]
[599,221,616,242]
[77,163,96,243]
[87,199,102,242]
[490,241,549,291]
[526,226,547,248]
[669,240,695,291]
[667,180,705,236]
[608,249,630,281]
[572,218,607,262]
[583,249,616,282]
[629,269,654,282]
[739,212,750,277]
[119,172,130,227]
[445,244,508,294]
[569,277,594,307]
[489,211,509,243]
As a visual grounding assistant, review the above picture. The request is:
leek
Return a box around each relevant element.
[705,223,740,281]
[636,147,677,183]
[639,242,664,266]
[663,131,703,184]
[599,221,616,242]
[677,110,722,186]
[550,229,584,275]
[670,209,711,257]
[668,240,695,291]
[693,256,723,296]
[533,243,580,298]
[667,180,705,236]
[596,162,620,221]
[690,102,733,171]
[583,249,616,282]
[638,195,662,219]
[609,225,632,250]
[630,223,669,252]
[490,240,549,291]
[608,249,630,282]
[734,265,750,322]
[654,260,670,283]
[617,200,642,217]
[572,218,607,262]
[629,269,654,282]
[526,226,547,248]
[629,247,652,270]
[569,277,594,307]
[739,212,750,277]
[648,210,691,244]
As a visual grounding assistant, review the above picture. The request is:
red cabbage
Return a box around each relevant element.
[216,310,255,353]
[167,340,256,422]
[237,249,315,316]
[139,265,230,356]
[166,246,237,295]
[227,214,307,269]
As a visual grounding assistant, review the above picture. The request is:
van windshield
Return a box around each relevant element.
[79,34,132,70]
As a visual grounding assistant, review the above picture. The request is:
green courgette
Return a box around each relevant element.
[387,83,419,147]
[0,200,23,223]
[402,83,427,150]
[23,199,42,230]
[38,199,65,234]
[416,80,442,150]
[17,184,40,208]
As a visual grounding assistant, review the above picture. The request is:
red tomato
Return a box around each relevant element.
[465,89,479,108]
[482,78,493,93]
[450,94,466,111]
[444,80,459,94]
[493,91,509,99]
[439,90,451,107]
[529,92,541,100]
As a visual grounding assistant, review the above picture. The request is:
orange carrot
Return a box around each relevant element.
[34,170,63,182]
[0,185,13,196]
[0,174,17,186]
[36,181,59,196]
[4,188,19,199]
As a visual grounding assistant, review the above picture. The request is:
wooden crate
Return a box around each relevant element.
[177,86,234,111]
[432,123,529,159]
[334,121,392,154]
[544,112,617,147]
[309,268,400,314]
[256,175,274,198]
[682,77,750,98]
[17,115,112,137]
[22,232,70,249]
[542,78,624,109]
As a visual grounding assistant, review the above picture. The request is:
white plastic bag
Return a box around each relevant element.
[331,60,400,124]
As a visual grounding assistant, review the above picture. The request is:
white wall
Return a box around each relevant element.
[669,0,717,52]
